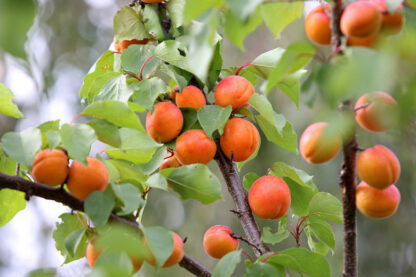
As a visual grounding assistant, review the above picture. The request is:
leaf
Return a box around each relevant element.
[60,124,97,165]
[207,42,223,91]
[92,251,133,276]
[143,5,165,40]
[121,44,158,78]
[167,0,186,28]
[212,250,241,277]
[249,93,277,127]
[306,229,330,256]
[108,159,146,189]
[184,0,223,24]
[261,2,303,38]
[307,219,335,251]
[277,248,331,277]
[146,173,169,191]
[142,226,174,268]
[242,172,259,192]
[87,119,121,148]
[2,128,42,168]
[248,48,286,79]
[266,253,300,272]
[197,105,232,138]
[45,131,61,150]
[181,108,198,133]
[161,164,222,204]
[80,72,121,103]
[84,189,116,227]
[112,183,143,216]
[245,262,285,277]
[225,0,263,22]
[261,227,290,245]
[0,83,23,118]
[285,179,316,216]
[154,40,188,69]
[269,162,315,188]
[276,71,306,109]
[94,74,133,103]
[138,146,167,175]
[113,6,150,43]
[0,189,26,227]
[64,229,86,257]
[82,100,144,132]
[131,77,166,110]
[0,147,17,175]
[308,192,343,223]
[53,213,88,263]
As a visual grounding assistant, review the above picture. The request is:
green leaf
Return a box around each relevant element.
[112,183,143,216]
[108,159,146,189]
[285,179,316,216]
[53,213,88,263]
[277,248,331,277]
[167,0,186,28]
[60,124,97,165]
[181,108,198,133]
[184,0,223,24]
[161,164,222,204]
[146,173,169,191]
[80,72,122,103]
[99,157,120,183]
[0,189,26,227]
[138,146,167,175]
[207,42,223,91]
[84,189,116,227]
[249,93,277,127]
[307,219,335,251]
[270,162,315,188]
[113,6,150,43]
[276,70,306,109]
[248,48,286,79]
[143,5,165,40]
[121,44,158,78]
[242,172,259,192]
[64,229,86,257]
[89,50,116,74]
[154,40,188,69]
[45,131,60,150]
[225,0,263,22]
[94,74,133,102]
[82,100,144,132]
[0,147,17,175]
[92,251,133,276]
[143,226,174,268]
[212,250,241,277]
[87,119,122,148]
[131,77,166,110]
[245,262,285,277]
[308,192,343,223]
[197,105,232,138]
[2,128,42,168]
[0,83,23,118]
[261,227,290,245]
[261,2,303,38]
[266,253,300,272]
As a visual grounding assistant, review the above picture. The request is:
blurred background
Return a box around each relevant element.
[0,0,415,276]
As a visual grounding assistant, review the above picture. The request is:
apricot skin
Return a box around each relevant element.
[146,102,184,143]
[356,182,400,219]
[203,225,239,259]
[114,39,153,53]
[31,149,68,187]
[67,157,109,201]
[372,0,403,34]
[340,1,382,38]
[347,34,378,47]
[248,175,291,219]
[220,118,259,162]
[160,154,182,170]
[355,91,397,132]
[170,85,180,102]
[357,145,400,189]
[215,76,254,110]
[304,4,332,45]
[147,232,184,268]
[299,122,341,164]
[175,129,217,165]
[175,85,206,110]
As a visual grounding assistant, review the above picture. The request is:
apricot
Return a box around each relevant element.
[215,75,254,110]
[147,232,184,268]
[304,4,332,45]
[170,85,180,102]
[146,101,184,143]
[175,129,217,165]
[203,225,239,259]
[220,118,259,162]
[347,34,378,47]
[340,1,382,38]
[31,149,69,187]
[175,85,206,111]
[114,38,154,53]
[299,122,341,164]
[248,175,291,219]
[160,153,182,170]
[372,0,403,34]
[354,91,397,132]
[357,145,400,189]
[356,181,400,218]
[67,157,109,201]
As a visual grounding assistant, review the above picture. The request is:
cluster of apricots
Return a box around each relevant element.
[30,149,109,201]
[300,91,400,219]
[305,0,403,47]
[86,231,184,273]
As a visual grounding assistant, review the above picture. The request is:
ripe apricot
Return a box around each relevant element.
[354,91,397,132]
[215,76,254,110]
[304,4,332,45]
[31,149,68,187]
[67,157,109,201]
[160,153,182,170]
[357,145,400,189]
[147,232,184,268]
[356,181,400,219]
[347,34,378,47]
[175,85,206,111]
[175,129,216,165]
[340,1,382,38]
[203,225,239,259]
[372,0,403,34]
[114,38,154,53]
[299,122,341,164]
[248,175,291,219]
[170,85,180,102]
[146,102,184,143]
[220,118,259,162]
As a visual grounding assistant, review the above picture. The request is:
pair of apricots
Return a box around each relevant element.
[305,0,403,47]
[86,231,184,273]
[299,91,400,219]
[31,149,109,201]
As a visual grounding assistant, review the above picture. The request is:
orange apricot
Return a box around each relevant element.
[67,157,109,201]
[357,145,400,189]
[215,76,254,110]
[203,225,239,259]
[175,85,206,110]
[114,38,154,53]
[304,4,332,45]
[147,232,184,268]
[248,175,291,219]
[170,85,180,102]
[146,102,184,143]
[354,91,397,132]
[31,149,69,187]
[372,0,403,34]
[340,1,382,38]
[160,153,182,170]
[347,34,378,47]
[175,129,217,165]
[299,122,341,164]
[220,118,259,162]
[356,181,400,218]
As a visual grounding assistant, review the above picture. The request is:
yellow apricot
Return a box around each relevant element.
[31,149,69,187]
[203,225,239,259]
[340,1,382,38]
[146,102,184,143]
[175,129,217,165]
[304,4,332,45]
[215,76,254,110]
[175,85,206,111]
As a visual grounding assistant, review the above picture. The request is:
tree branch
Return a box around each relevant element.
[214,142,270,257]
[331,0,344,51]
[0,172,211,277]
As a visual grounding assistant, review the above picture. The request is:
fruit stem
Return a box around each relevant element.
[235,62,252,76]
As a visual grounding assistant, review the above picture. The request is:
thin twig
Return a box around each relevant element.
[231,233,263,254]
